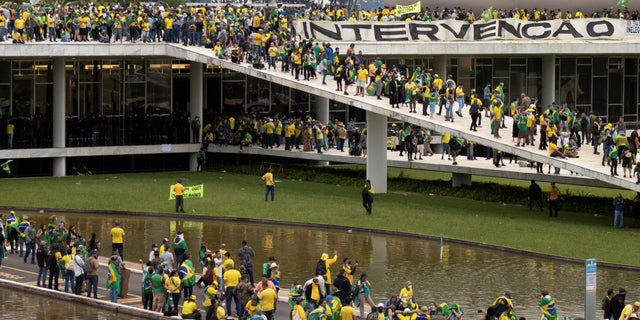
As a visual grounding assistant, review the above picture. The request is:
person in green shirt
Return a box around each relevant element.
[151,265,166,313]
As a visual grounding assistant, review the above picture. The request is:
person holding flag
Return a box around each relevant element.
[5,210,20,254]
[539,289,558,320]
[172,231,189,266]
[106,255,122,303]
[180,252,197,300]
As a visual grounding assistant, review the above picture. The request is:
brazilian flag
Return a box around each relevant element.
[172,234,188,252]
[106,262,122,294]
[5,212,20,238]
[179,260,196,287]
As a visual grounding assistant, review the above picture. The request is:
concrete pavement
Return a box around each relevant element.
[0,252,293,319]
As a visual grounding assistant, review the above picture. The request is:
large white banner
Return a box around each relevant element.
[292,18,626,42]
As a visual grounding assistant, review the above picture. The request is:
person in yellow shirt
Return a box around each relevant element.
[341,298,357,320]
[267,42,278,70]
[292,297,307,320]
[164,270,182,314]
[223,265,242,317]
[261,168,275,201]
[258,287,278,319]
[173,179,185,213]
[181,295,202,319]
[318,251,337,293]
[355,64,368,97]
[110,221,125,259]
[492,100,503,138]
[399,281,414,303]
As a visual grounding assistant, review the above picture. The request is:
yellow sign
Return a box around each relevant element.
[395,1,421,16]
[169,184,204,200]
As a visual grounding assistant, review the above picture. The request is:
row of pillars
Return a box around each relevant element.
[47,54,557,191]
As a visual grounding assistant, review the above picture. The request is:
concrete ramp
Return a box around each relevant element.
[174,45,639,192]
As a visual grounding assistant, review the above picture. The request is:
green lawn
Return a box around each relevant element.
[1,171,637,265]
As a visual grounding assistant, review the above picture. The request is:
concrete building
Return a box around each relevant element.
[1,19,639,191]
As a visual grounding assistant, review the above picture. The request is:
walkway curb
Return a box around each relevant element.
[0,278,178,319]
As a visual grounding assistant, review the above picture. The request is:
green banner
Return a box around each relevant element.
[169,184,204,200]
[396,1,421,16]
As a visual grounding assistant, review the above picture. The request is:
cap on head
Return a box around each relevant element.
[505,291,511,298]
[190,295,197,301]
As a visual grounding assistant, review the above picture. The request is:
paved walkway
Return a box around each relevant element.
[0,252,292,319]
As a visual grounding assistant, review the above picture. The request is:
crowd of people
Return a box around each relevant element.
[0,212,103,299]
[0,0,638,187]
[4,210,640,320]
[0,1,638,46]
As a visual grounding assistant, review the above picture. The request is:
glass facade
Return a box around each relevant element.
[0,55,637,150]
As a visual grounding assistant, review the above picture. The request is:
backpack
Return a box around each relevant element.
[82,257,93,273]
[315,259,327,276]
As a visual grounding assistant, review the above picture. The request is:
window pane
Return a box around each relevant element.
[593,58,608,76]
[527,58,542,77]
[292,89,309,112]
[624,76,637,118]
[625,59,638,76]
[592,77,607,117]
[494,58,509,78]
[271,83,290,114]
[222,81,245,113]
[247,77,270,113]
[560,58,575,77]
[147,64,171,114]
[576,66,591,105]
[609,68,623,104]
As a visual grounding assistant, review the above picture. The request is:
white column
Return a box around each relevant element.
[366,110,387,193]
[189,62,203,171]
[451,173,472,187]
[542,55,556,108]
[52,58,66,177]
[313,95,330,125]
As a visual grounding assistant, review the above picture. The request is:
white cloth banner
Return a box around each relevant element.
[292,18,626,42]
[627,20,640,34]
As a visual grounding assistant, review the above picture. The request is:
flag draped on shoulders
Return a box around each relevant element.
[106,262,122,294]
[5,212,20,238]
[539,295,557,320]
[180,259,196,287]
[172,233,188,251]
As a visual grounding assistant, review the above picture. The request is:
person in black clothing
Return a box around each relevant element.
[612,288,627,320]
[333,269,352,304]
[47,250,60,290]
[603,288,615,320]
[529,180,544,211]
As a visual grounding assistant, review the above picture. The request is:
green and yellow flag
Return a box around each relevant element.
[169,184,204,200]
[106,261,122,294]
[1,160,12,175]
[481,6,494,22]
[5,211,20,238]
[618,0,629,7]
[395,1,421,16]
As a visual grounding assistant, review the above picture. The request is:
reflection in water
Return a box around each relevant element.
[18,211,640,319]
[0,288,139,320]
